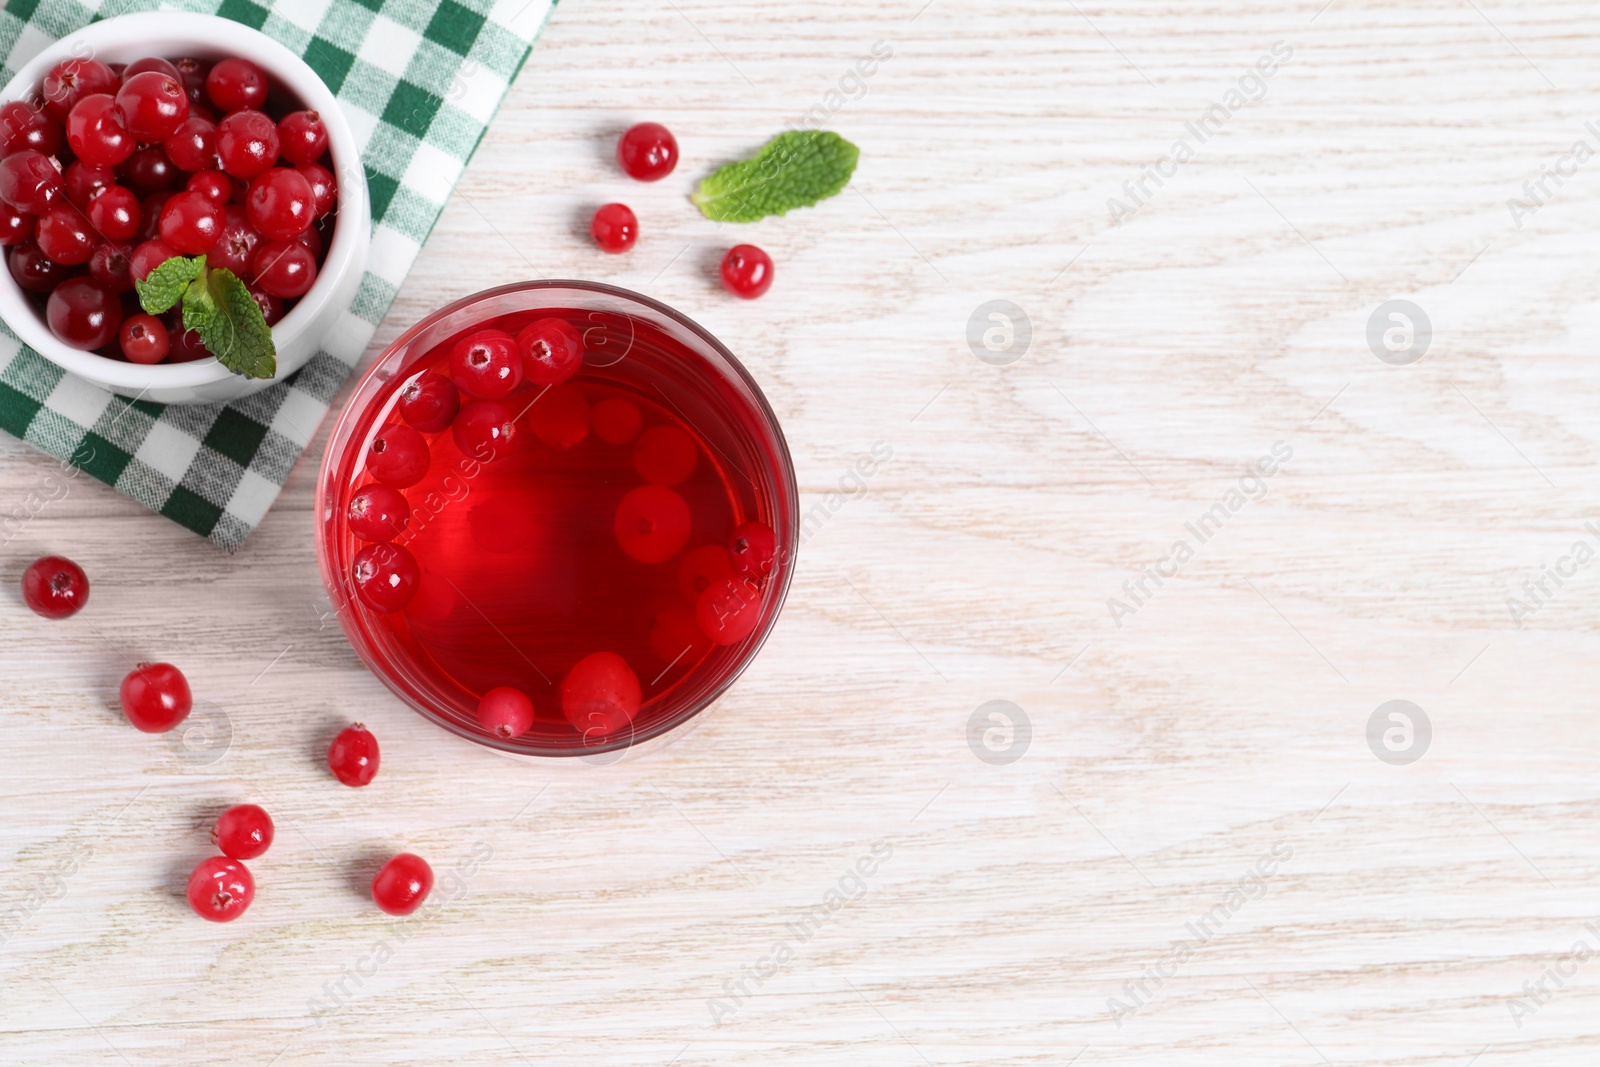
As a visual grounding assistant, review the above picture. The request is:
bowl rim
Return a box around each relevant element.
[315,279,802,760]
[0,11,368,391]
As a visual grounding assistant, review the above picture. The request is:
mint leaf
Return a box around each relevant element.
[691,130,859,223]
[134,254,206,314]
[181,268,276,380]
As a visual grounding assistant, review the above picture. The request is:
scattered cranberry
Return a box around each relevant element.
[561,652,641,737]
[450,328,522,399]
[87,185,140,242]
[516,317,584,386]
[696,575,762,645]
[8,242,69,292]
[592,397,642,444]
[213,804,274,860]
[245,167,314,240]
[617,121,678,181]
[164,115,217,173]
[728,521,777,578]
[42,59,118,123]
[186,856,254,922]
[372,853,433,916]
[477,686,535,739]
[207,58,269,112]
[36,203,96,265]
[129,238,179,283]
[347,483,410,542]
[0,101,62,156]
[115,71,189,142]
[295,162,336,217]
[250,239,315,298]
[21,555,88,618]
[87,243,133,293]
[158,190,222,254]
[678,544,735,603]
[118,661,192,733]
[46,277,122,349]
[632,424,697,486]
[216,109,278,179]
[720,244,773,299]
[186,168,232,206]
[65,94,136,167]
[590,202,637,253]
[397,371,460,433]
[63,161,114,207]
[277,110,327,166]
[351,542,420,614]
[327,722,380,786]
[0,208,33,247]
[452,399,517,461]
[366,424,430,487]
[0,149,63,214]
[120,313,170,364]
[527,384,590,450]
[614,485,691,563]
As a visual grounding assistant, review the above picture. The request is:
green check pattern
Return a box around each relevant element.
[0,0,555,548]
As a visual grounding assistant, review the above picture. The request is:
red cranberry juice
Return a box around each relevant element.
[331,307,784,752]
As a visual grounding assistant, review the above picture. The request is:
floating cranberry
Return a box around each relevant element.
[213,804,274,860]
[42,59,118,123]
[398,371,460,433]
[115,71,189,142]
[245,167,314,240]
[351,542,420,613]
[720,244,773,299]
[278,110,327,166]
[477,686,535,739]
[21,556,88,618]
[206,57,269,112]
[347,483,410,542]
[590,202,637,253]
[592,397,642,444]
[0,150,62,214]
[449,328,522,399]
[366,424,429,487]
[215,109,278,179]
[249,239,315,297]
[613,484,690,563]
[372,853,433,916]
[696,575,762,645]
[561,652,641,737]
[119,661,192,733]
[86,185,140,242]
[120,312,169,364]
[632,424,697,486]
[186,856,254,922]
[516,317,584,386]
[617,122,678,181]
[452,399,517,461]
[47,277,122,349]
[527,383,589,449]
[65,94,135,167]
[327,723,380,786]
[728,521,777,578]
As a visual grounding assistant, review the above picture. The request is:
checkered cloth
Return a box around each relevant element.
[0,0,554,548]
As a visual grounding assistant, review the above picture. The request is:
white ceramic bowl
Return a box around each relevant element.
[0,12,369,404]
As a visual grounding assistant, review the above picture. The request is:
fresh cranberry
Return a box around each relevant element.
[207,205,260,274]
[617,122,678,181]
[347,483,410,541]
[42,59,118,123]
[213,804,273,860]
[118,661,192,733]
[164,116,218,173]
[249,239,314,298]
[449,328,521,399]
[528,384,589,450]
[451,399,517,461]
[86,243,133,293]
[65,95,135,167]
[119,146,180,196]
[696,574,762,645]
[86,185,139,242]
[63,161,114,207]
[35,203,94,265]
[397,371,460,433]
[128,238,178,282]
[0,101,62,156]
[372,853,432,916]
[245,167,314,240]
[278,110,327,166]
[561,652,641,737]
[206,58,269,112]
[8,242,68,292]
[0,150,62,214]
[477,686,535,739]
[592,397,642,444]
[720,244,773,298]
[246,284,283,326]
[728,520,777,578]
[366,424,429,487]
[115,71,189,142]
[649,603,712,665]
[295,162,336,217]
[632,424,697,486]
[327,723,380,786]
[137,192,172,241]
[590,202,637,253]
[294,223,323,259]
[21,556,88,619]
[186,168,232,206]
[167,319,210,362]
[186,856,254,922]
[215,109,278,179]
[158,190,222,255]
[678,544,736,603]
[516,317,584,386]
[120,312,169,363]
[46,277,121,349]
[122,57,183,84]
[174,58,210,108]
[613,485,691,563]
[0,208,33,247]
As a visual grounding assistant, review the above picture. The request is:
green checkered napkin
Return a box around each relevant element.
[0,0,555,549]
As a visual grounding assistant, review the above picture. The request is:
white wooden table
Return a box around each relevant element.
[5,1,1600,1063]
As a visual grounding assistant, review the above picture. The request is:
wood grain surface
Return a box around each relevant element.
[5,0,1600,1063]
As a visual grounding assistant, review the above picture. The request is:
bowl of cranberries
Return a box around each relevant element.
[0,12,369,404]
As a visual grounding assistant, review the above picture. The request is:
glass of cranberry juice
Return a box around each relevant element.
[316,281,798,759]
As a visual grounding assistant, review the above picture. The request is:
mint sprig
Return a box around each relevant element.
[691,130,859,223]
[134,255,278,380]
